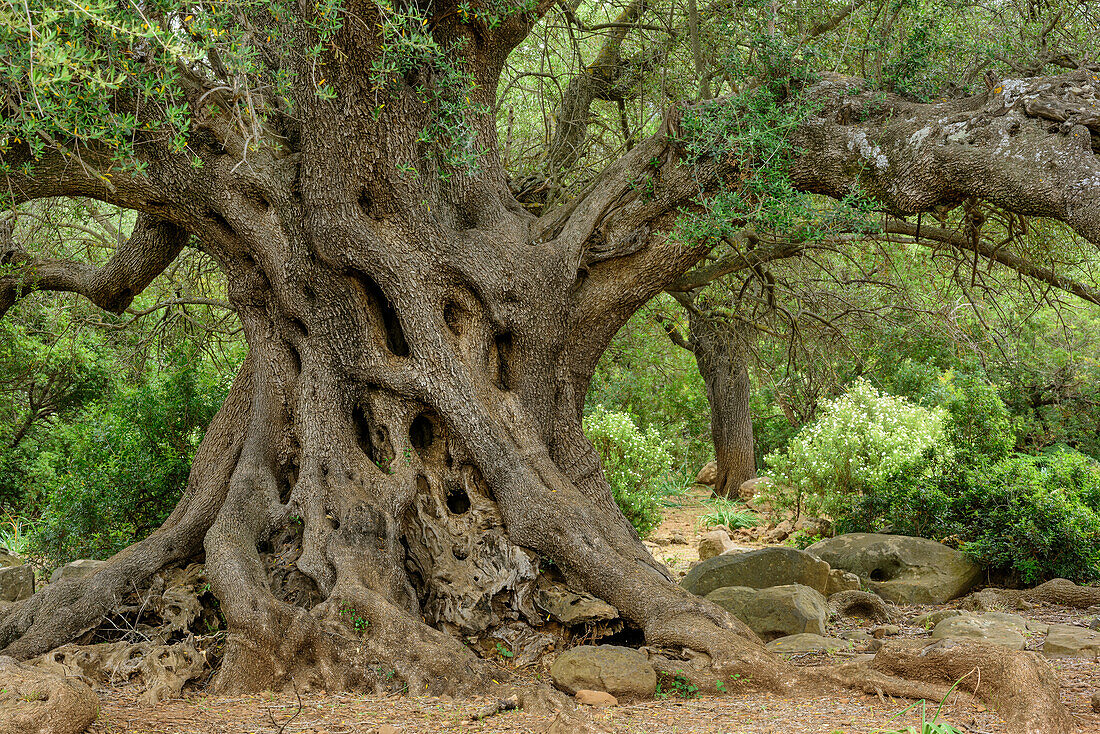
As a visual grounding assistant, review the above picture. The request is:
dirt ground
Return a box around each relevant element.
[85,486,1100,734]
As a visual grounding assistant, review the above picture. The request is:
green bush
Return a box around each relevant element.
[762,380,945,518]
[583,406,675,537]
[26,348,226,567]
[841,449,1100,585]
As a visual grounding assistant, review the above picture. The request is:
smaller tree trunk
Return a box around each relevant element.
[679,305,757,498]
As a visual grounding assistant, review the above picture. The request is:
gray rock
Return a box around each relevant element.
[738,477,770,502]
[765,633,851,654]
[49,559,107,584]
[682,547,830,597]
[930,614,1026,650]
[536,584,618,626]
[695,461,717,486]
[706,583,828,641]
[806,533,981,604]
[1043,624,1100,660]
[0,565,34,602]
[825,568,861,595]
[0,550,22,568]
[912,609,965,629]
[697,529,736,561]
[550,645,656,699]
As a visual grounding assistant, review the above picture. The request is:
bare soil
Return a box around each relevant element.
[85,485,1100,734]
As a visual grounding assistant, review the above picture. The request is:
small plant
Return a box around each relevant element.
[876,675,967,734]
[655,670,698,699]
[339,603,370,635]
[697,497,759,531]
[493,642,514,660]
[0,510,36,556]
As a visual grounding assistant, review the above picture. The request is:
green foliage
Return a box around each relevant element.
[583,406,675,537]
[586,299,713,478]
[763,380,945,518]
[340,602,370,635]
[24,347,226,567]
[655,670,698,699]
[942,376,1014,465]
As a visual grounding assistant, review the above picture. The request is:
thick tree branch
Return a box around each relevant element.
[791,70,1100,244]
[0,214,188,318]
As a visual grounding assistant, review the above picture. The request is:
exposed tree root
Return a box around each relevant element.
[0,656,99,734]
[819,639,1074,734]
[962,578,1100,610]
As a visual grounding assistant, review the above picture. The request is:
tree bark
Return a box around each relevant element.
[0,7,1097,725]
[688,312,757,498]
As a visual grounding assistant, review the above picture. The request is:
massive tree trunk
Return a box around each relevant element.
[0,5,1097,728]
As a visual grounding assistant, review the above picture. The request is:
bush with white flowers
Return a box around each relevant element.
[763,379,945,518]
[583,405,674,537]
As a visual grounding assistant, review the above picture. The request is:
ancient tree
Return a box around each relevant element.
[1,0,1098,730]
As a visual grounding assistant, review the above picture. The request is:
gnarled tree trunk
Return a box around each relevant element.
[1,5,1097,728]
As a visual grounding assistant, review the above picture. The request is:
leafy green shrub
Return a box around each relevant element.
[26,349,226,567]
[583,406,675,537]
[942,376,1014,465]
[763,380,945,518]
[842,449,1100,584]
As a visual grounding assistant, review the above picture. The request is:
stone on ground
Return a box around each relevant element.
[0,656,99,734]
[49,559,107,584]
[930,613,1028,650]
[536,583,618,626]
[829,590,895,623]
[825,568,861,595]
[550,645,656,699]
[1092,691,1100,713]
[1043,624,1100,660]
[706,584,828,640]
[0,565,34,603]
[738,477,770,502]
[681,547,830,596]
[912,609,965,629]
[575,690,618,706]
[697,529,737,561]
[695,461,717,486]
[806,533,981,603]
[765,633,851,654]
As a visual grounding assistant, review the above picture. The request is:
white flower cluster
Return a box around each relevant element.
[763,379,945,516]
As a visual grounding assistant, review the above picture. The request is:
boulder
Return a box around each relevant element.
[550,645,656,699]
[536,584,618,626]
[765,633,851,654]
[1043,624,1100,660]
[806,533,981,604]
[706,584,828,641]
[697,529,736,561]
[0,550,22,568]
[912,609,966,629]
[825,569,861,595]
[695,461,718,486]
[794,516,833,538]
[737,477,770,502]
[681,547,830,597]
[930,614,1027,650]
[829,590,895,623]
[49,559,107,584]
[762,519,794,543]
[0,565,34,603]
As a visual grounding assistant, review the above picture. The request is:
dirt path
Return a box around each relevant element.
[85,485,1100,733]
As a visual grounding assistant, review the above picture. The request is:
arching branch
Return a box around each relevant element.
[0,213,188,318]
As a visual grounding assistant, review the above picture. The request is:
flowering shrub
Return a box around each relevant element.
[763,380,945,518]
[583,406,674,537]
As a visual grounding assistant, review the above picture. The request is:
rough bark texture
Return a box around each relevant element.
[685,309,757,498]
[0,4,1097,728]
